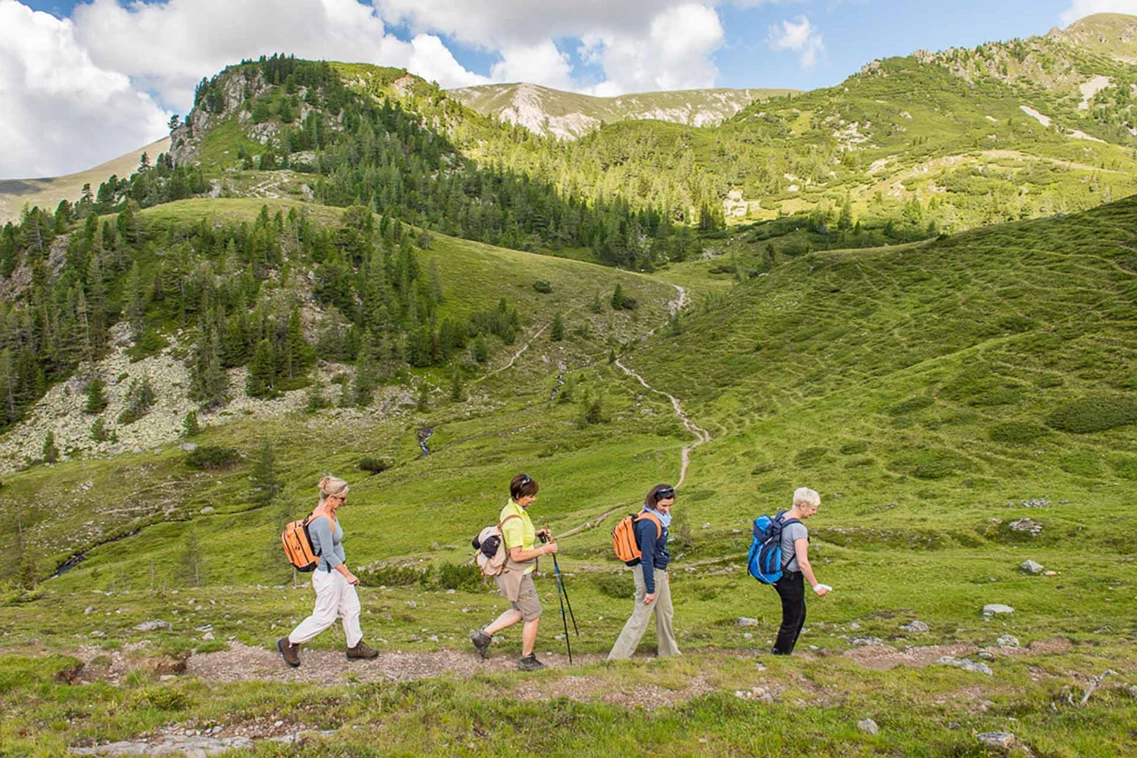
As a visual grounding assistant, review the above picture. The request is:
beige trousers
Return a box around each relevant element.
[608,567,681,659]
[288,569,363,648]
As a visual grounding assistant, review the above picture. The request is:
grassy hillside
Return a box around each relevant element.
[0,138,170,225]
[1,197,1135,756]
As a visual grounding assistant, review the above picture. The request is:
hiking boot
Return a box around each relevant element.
[470,630,492,660]
[346,641,379,660]
[517,653,546,672]
[277,637,301,667]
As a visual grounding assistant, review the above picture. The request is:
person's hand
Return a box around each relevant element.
[346,572,360,586]
[536,527,551,540]
[543,541,558,555]
[812,583,831,597]
[643,593,656,605]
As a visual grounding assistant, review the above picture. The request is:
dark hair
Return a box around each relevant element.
[510,473,539,501]
[645,483,676,507]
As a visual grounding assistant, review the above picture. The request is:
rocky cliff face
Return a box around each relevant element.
[450,83,782,140]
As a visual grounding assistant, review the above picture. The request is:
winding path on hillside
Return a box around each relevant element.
[560,284,707,539]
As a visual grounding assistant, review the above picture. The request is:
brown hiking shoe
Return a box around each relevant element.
[346,640,379,660]
[517,653,546,672]
[277,637,301,667]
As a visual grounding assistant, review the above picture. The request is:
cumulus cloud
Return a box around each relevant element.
[490,41,575,89]
[1059,0,1137,24]
[71,0,487,109]
[579,4,725,96]
[0,0,170,178]
[767,15,824,70]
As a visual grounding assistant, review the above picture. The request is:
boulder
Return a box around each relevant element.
[977,732,1015,749]
[982,604,1014,616]
[996,635,1020,648]
[1020,560,1044,574]
[180,443,199,453]
[900,620,930,633]
[937,656,993,675]
[856,718,880,735]
[737,617,760,627]
[134,619,172,632]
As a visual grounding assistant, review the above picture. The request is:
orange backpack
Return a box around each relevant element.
[281,513,321,572]
[611,511,662,565]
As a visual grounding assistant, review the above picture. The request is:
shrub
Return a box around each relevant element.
[117,378,156,425]
[890,447,971,480]
[1059,451,1102,477]
[185,446,239,470]
[839,440,869,455]
[887,396,934,415]
[592,571,633,599]
[1109,455,1137,480]
[90,418,111,442]
[794,446,831,466]
[432,562,482,592]
[358,456,391,474]
[1047,395,1137,434]
[359,564,425,586]
[989,421,1049,444]
[532,280,553,293]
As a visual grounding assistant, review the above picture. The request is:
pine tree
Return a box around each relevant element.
[182,410,201,437]
[83,376,108,414]
[611,283,626,310]
[246,339,277,398]
[190,327,228,408]
[551,312,565,342]
[126,261,146,340]
[42,431,59,463]
[449,363,464,402]
[249,438,281,508]
[353,335,379,406]
[180,527,204,588]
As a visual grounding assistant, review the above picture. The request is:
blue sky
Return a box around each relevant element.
[19,0,1082,92]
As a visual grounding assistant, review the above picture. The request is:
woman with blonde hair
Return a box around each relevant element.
[277,475,378,667]
[770,487,831,656]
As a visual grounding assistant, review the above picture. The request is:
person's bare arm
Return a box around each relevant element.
[510,542,556,563]
[795,538,829,596]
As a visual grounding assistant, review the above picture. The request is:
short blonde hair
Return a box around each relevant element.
[793,487,820,509]
[318,475,349,505]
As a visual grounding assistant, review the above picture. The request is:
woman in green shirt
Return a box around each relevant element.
[470,473,558,671]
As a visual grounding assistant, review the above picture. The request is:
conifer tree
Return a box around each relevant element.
[249,438,281,508]
[42,431,59,463]
[83,376,108,414]
[246,339,277,398]
[551,312,565,342]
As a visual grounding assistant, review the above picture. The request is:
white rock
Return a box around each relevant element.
[1020,560,1044,574]
[857,718,880,735]
[200,506,215,514]
[977,732,1015,748]
[900,620,929,633]
[982,604,1014,616]
[134,619,172,632]
[737,617,760,627]
[996,635,1020,648]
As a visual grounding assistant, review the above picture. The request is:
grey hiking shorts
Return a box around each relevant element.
[497,571,542,621]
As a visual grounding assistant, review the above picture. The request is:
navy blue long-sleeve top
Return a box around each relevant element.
[634,510,670,594]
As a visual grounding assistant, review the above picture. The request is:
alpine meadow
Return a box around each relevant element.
[1,8,1137,758]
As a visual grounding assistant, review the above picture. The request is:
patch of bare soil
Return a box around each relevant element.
[515,672,715,708]
[185,641,605,685]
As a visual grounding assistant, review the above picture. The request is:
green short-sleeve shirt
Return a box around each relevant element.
[499,499,536,575]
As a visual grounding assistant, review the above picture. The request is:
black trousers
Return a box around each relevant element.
[772,570,806,655]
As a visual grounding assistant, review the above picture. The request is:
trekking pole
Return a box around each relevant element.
[540,533,576,663]
[543,525,578,635]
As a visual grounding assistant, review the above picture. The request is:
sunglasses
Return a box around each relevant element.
[519,474,531,484]
[655,487,675,502]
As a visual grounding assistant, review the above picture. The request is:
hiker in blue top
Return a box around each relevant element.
[608,484,681,659]
[771,487,831,655]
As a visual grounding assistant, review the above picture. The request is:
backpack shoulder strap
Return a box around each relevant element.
[497,514,522,529]
[637,511,663,538]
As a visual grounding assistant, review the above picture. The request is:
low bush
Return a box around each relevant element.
[358,457,391,474]
[592,571,634,599]
[185,446,240,470]
[989,421,1049,444]
[887,396,934,415]
[532,280,553,293]
[1047,395,1137,433]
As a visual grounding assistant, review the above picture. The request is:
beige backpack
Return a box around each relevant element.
[472,514,521,576]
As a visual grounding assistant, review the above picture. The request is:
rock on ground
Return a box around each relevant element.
[900,620,930,633]
[1020,560,1044,574]
[982,604,1014,616]
[996,635,1020,648]
[977,732,1015,748]
[856,718,880,735]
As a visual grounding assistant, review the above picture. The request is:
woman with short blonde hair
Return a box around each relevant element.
[277,475,378,666]
[770,486,830,655]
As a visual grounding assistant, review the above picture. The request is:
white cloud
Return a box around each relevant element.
[490,41,575,89]
[1060,0,1137,24]
[579,4,725,95]
[767,15,824,70]
[71,0,487,109]
[0,0,170,178]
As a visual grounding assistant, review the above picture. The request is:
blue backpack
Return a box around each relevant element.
[746,510,801,584]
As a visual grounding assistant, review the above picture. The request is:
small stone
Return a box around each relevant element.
[406,600,417,608]
[743,633,753,640]
[200,506,215,515]
[134,619,172,632]
[857,718,879,736]
[900,620,929,633]
[84,606,94,615]
[274,720,284,727]
[977,732,1015,749]
[938,656,993,675]
[982,604,1014,616]
[978,651,996,661]
[702,523,711,529]
[179,443,198,452]
[1044,570,1058,576]
[202,632,215,641]
[1020,560,1044,574]
[847,622,861,630]
[1127,685,1137,699]
[849,637,882,646]
[737,617,760,627]
[996,635,1020,648]
[446,589,456,594]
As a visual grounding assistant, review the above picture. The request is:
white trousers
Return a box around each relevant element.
[288,569,363,648]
